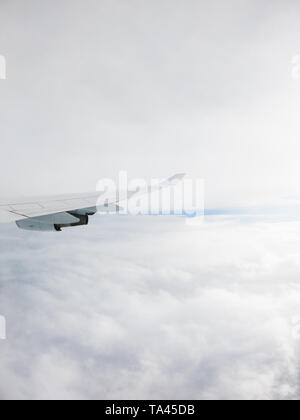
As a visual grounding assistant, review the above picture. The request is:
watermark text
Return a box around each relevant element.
[0,54,6,80]
[291,55,300,80]
[0,315,6,340]
[96,172,204,224]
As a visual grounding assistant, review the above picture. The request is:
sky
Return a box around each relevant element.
[1,0,300,400]
[1,0,300,205]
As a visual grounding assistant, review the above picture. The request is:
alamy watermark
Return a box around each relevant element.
[291,55,300,80]
[0,315,6,340]
[0,54,6,80]
[96,172,204,224]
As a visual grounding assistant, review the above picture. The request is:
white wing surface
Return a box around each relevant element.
[0,174,185,232]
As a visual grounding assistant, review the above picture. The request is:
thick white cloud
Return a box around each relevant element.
[0,216,300,400]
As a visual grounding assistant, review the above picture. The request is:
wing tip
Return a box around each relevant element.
[167,173,186,184]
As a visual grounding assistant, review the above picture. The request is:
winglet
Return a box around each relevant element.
[167,173,186,184]
[160,173,186,188]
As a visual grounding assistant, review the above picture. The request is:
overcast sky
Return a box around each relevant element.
[1,0,300,400]
[1,0,300,205]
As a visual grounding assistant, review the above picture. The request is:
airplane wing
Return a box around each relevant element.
[0,174,185,232]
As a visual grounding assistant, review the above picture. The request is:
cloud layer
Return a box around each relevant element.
[1,216,300,400]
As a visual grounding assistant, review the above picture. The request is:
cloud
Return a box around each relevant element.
[0,216,300,399]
